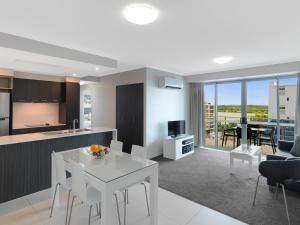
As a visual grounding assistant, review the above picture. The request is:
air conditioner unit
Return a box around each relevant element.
[159,77,184,89]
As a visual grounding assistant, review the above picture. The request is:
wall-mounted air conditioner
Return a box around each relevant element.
[158,77,184,89]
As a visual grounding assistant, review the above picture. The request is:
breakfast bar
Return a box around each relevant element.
[0,127,116,203]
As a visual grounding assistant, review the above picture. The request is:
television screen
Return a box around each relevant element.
[168,120,185,137]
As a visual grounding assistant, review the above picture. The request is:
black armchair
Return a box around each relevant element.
[252,159,300,225]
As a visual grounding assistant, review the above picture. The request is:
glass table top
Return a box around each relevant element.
[62,147,158,183]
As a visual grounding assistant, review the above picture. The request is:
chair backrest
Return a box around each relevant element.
[70,160,87,202]
[110,140,123,152]
[53,152,67,187]
[131,145,147,159]
[236,127,242,139]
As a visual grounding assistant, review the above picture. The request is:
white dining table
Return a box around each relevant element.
[51,147,159,225]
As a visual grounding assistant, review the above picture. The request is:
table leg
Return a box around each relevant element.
[101,185,113,225]
[51,153,60,208]
[230,155,234,173]
[249,158,252,169]
[149,165,158,225]
[258,152,262,164]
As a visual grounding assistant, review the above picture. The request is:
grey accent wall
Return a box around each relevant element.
[80,68,147,138]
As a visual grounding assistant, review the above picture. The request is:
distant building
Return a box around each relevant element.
[269,82,296,141]
[205,102,214,133]
[268,82,296,121]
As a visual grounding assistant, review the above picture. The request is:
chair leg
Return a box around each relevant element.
[252,175,261,207]
[96,203,99,216]
[50,183,60,218]
[275,183,279,199]
[114,193,121,225]
[126,189,129,204]
[281,184,291,225]
[88,205,93,225]
[124,191,127,225]
[141,183,150,216]
[68,195,76,225]
[65,190,71,225]
[99,202,101,218]
[222,135,225,146]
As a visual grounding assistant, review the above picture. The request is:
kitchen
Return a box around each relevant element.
[0,65,159,225]
[0,68,119,203]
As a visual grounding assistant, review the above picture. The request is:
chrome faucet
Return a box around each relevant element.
[72,119,78,130]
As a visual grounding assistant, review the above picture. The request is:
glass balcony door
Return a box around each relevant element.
[217,82,242,150]
[203,75,297,153]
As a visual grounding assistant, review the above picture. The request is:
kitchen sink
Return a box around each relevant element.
[42,128,93,135]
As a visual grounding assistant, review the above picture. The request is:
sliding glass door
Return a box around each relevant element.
[217,82,242,150]
[203,75,297,152]
[204,84,216,148]
[246,79,277,154]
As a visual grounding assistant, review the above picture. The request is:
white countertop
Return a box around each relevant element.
[14,123,66,129]
[0,127,117,146]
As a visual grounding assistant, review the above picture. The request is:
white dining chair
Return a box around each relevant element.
[110,140,123,152]
[122,145,150,225]
[50,152,72,225]
[67,160,122,225]
[67,160,102,225]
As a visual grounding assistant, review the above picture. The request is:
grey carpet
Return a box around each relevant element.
[155,148,300,225]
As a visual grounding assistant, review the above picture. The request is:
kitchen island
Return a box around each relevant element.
[0,127,116,203]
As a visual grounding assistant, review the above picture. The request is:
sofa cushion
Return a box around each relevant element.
[290,136,300,157]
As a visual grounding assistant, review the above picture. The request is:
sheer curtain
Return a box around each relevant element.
[189,83,204,147]
[295,73,300,136]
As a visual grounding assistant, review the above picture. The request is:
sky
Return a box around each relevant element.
[204,77,297,105]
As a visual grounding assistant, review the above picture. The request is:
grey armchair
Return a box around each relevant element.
[252,159,300,225]
[267,140,300,193]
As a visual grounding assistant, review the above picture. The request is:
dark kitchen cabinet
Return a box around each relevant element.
[12,78,28,102]
[12,78,62,103]
[59,82,80,128]
[116,83,144,153]
[0,132,112,203]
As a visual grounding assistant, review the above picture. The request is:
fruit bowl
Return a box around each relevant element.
[87,144,109,159]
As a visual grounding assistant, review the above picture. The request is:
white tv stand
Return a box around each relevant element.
[163,134,194,160]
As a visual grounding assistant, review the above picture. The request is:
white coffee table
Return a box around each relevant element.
[230,145,262,171]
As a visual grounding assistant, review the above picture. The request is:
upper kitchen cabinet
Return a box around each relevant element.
[59,82,80,128]
[12,78,62,103]
[12,78,29,102]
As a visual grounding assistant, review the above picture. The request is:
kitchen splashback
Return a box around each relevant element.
[13,103,59,129]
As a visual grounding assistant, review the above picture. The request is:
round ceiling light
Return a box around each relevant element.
[213,56,233,64]
[123,3,159,25]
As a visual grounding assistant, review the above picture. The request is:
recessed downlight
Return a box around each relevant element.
[95,67,100,71]
[123,3,159,25]
[213,56,233,64]
[72,73,77,76]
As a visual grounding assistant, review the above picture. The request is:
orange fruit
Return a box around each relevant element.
[90,144,100,153]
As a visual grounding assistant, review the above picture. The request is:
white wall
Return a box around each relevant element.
[145,68,189,158]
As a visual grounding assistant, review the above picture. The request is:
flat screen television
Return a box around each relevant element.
[168,120,185,137]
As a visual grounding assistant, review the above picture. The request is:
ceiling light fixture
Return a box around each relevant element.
[123,3,159,25]
[213,56,233,64]
[72,73,77,76]
[95,67,100,71]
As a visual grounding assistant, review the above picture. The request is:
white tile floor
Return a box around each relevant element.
[0,184,247,225]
